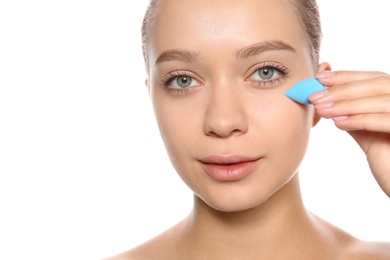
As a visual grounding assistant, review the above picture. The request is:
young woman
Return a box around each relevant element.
[108,0,390,258]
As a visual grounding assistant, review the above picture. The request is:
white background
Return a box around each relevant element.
[0,1,389,259]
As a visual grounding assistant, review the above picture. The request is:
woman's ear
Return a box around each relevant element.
[145,78,150,93]
[312,62,332,127]
[312,108,321,127]
[318,62,332,73]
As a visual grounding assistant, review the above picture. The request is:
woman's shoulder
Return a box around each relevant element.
[103,238,163,260]
[103,222,185,260]
[344,239,390,260]
[103,237,168,260]
[312,214,390,259]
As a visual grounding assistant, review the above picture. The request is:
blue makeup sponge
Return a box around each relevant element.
[285,78,325,104]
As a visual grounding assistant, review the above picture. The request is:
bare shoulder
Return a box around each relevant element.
[102,239,160,260]
[345,239,390,260]
[103,222,186,260]
[103,234,172,260]
[312,214,390,259]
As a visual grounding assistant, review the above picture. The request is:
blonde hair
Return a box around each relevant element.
[141,0,159,70]
[141,0,322,71]
[294,0,322,68]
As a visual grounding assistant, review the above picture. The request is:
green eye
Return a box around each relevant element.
[175,76,192,88]
[247,63,290,88]
[257,68,275,80]
[161,71,202,95]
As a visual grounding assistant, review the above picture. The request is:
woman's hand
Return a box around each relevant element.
[309,70,390,197]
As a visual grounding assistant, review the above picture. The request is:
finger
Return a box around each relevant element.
[346,130,390,155]
[314,95,390,119]
[309,74,390,104]
[316,70,390,87]
[331,113,390,133]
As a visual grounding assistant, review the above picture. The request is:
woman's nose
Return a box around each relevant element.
[203,85,248,138]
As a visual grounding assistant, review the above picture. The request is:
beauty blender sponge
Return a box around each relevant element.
[285,78,325,104]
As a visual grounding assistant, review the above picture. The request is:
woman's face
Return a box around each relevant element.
[147,0,318,211]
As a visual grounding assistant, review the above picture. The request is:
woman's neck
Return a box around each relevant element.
[180,174,338,259]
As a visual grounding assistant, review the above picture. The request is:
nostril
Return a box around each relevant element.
[204,120,247,138]
[203,89,249,138]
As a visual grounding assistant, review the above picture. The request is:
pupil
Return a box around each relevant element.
[177,76,191,88]
[260,68,274,79]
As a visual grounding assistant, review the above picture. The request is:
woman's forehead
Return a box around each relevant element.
[149,0,306,62]
[153,0,297,26]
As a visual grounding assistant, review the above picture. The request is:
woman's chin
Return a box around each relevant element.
[195,191,272,213]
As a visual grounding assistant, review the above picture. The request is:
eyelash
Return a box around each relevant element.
[160,71,199,95]
[247,62,291,88]
[160,62,291,95]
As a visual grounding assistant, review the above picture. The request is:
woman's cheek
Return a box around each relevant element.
[276,103,313,158]
[253,95,313,156]
[152,94,202,159]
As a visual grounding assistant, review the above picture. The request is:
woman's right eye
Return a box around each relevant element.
[171,75,198,89]
[161,71,201,95]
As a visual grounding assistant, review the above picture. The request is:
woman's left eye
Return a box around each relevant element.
[247,64,290,86]
[251,67,280,81]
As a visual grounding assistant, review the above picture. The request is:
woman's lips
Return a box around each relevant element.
[199,155,261,181]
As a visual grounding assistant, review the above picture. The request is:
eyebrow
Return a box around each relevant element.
[155,49,201,64]
[236,40,296,59]
[154,40,295,65]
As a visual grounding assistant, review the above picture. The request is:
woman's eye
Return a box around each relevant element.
[160,72,202,95]
[171,75,198,89]
[246,64,290,87]
[252,67,280,81]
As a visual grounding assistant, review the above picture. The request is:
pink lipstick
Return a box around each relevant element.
[199,155,260,181]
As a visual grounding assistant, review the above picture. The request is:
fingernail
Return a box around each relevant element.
[332,116,348,121]
[308,89,329,102]
[316,71,335,79]
[315,101,334,109]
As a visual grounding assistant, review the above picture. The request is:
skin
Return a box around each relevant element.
[311,71,390,196]
[107,0,390,259]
